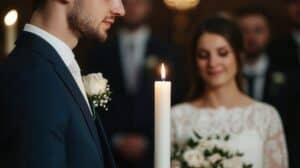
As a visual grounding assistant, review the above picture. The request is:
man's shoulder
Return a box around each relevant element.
[0,47,71,117]
[269,33,296,50]
[1,46,55,82]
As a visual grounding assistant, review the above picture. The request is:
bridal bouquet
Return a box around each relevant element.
[82,73,112,115]
[171,132,253,168]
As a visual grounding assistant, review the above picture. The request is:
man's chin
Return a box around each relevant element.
[98,34,107,42]
[90,31,108,42]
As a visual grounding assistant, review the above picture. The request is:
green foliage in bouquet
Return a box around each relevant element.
[171,132,253,168]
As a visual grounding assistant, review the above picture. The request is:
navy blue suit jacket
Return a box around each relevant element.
[0,32,116,168]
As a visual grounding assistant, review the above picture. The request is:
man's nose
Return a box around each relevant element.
[111,0,126,16]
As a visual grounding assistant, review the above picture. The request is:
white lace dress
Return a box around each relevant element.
[171,102,288,168]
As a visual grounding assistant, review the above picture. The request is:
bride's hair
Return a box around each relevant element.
[32,0,46,11]
[187,16,244,100]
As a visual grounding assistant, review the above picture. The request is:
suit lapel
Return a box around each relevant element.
[287,35,300,65]
[95,113,116,168]
[138,38,155,87]
[263,68,272,102]
[52,62,103,152]
[16,32,103,156]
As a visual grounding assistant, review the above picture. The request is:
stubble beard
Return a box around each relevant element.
[67,0,107,42]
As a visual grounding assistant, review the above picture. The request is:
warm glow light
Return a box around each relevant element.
[4,9,18,26]
[164,0,200,11]
[161,63,166,80]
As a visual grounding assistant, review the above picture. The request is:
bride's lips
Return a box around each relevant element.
[207,69,224,76]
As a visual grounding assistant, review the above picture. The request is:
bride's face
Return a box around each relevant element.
[195,32,238,89]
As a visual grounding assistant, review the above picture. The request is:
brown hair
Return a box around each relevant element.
[32,0,46,11]
[187,16,244,101]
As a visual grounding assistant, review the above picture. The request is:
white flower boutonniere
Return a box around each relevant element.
[82,73,112,118]
[272,72,286,85]
[145,55,160,70]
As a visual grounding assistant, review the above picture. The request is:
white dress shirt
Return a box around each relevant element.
[243,54,269,100]
[119,26,150,94]
[24,24,92,115]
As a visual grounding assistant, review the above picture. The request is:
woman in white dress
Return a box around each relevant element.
[171,17,288,168]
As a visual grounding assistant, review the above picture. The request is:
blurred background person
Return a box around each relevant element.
[237,5,300,167]
[236,6,289,116]
[84,0,184,167]
[171,16,288,168]
[269,1,300,167]
[270,0,300,69]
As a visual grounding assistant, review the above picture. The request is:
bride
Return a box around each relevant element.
[171,16,288,168]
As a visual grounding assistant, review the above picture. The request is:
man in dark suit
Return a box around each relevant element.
[237,6,300,168]
[84,0,184,167]
[237,6,288,105]
[0,0,124,167]
[269,1,300,167]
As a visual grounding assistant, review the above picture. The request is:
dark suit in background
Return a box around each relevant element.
[269,33,300,69]
[268,36,300,167]
[0,32,116,168]
[84,32,184,168]
[236,6,300,167]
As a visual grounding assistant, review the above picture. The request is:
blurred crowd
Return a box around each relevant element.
[83,0,300,167]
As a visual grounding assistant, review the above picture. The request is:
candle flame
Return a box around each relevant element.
[161,63,166,80]
[4,9,18,26]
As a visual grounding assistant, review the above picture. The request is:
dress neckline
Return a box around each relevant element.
[182,101,261,112]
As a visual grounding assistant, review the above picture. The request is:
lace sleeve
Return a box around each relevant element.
[263,108,288,168]
[171,109,178,145]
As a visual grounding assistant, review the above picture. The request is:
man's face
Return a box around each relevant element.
[238,14,270,57]
[122,0,151,28]
[68,0,125,41]
[287,1,300,29]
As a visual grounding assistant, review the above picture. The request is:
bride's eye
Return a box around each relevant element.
[218,48,229,57]
[196,50,209,59]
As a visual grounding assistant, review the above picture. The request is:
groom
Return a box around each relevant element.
[0,0,124,168]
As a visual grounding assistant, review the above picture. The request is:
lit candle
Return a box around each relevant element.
[4,9,18,55]
[154,63,171,168]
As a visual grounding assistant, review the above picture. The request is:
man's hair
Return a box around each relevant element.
[236,5,271,24]
[32,0,46,11]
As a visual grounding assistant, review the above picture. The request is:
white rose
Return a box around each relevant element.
[82,73,108,96]
[208,154,222,164]
[171,160,181,168]
[222,157,243,168]
[183,149,205,167]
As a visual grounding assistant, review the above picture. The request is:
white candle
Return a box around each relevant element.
[4,9,18,55]
[154,63,171,168]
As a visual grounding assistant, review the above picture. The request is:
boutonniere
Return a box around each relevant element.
[145,55,160,71]
[270,71,286,97]
[272,72,286,86]
[82,73,112,118]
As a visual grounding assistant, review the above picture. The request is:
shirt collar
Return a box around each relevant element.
[23,24,75,67]
[119,25,150,45]
[292,30,300,46]
[244,53,269,76]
